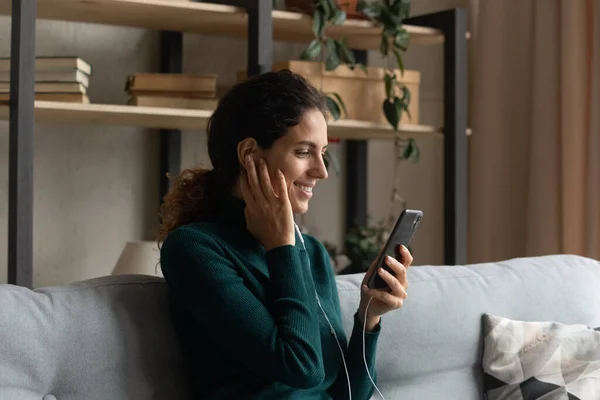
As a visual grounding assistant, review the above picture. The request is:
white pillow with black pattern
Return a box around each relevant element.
[481,313,600,400]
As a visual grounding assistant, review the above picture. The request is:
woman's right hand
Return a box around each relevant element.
[240,155,295,251]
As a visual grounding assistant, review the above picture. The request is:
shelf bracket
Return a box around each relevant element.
[159,31,183,205]
[211,0,273,76]
[8,0,37,288]
[405,9,469,265]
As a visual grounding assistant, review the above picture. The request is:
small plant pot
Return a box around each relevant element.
[286,0,367,20]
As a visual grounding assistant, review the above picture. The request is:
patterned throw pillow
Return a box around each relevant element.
[481,313,600,400]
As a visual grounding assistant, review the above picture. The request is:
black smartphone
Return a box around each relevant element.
[365,209,423,290]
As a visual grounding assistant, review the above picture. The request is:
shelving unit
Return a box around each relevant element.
[0,0,443,49]
[4,0,467,288]
[0,101,442,139]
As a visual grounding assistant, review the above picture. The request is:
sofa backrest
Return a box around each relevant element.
[0,275,192,400]
[0,254,598,400]
[334,254,600,400]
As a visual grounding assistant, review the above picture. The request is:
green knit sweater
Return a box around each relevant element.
[160,196,381,399]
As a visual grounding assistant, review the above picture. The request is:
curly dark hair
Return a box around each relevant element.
[157,69,328,242]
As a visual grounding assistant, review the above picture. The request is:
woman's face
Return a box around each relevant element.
[260,109,329,214]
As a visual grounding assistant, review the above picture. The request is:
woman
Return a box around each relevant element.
[158,70,412,399]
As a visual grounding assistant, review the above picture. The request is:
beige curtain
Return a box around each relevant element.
[468,0,600,263]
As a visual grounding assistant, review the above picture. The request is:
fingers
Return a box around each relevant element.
[398,245,414,268]
[379,263,409,297]
[239,170,254,205]
[257,157,276,200]
[244,155,266,203]
[363,282,406,309]
[383,254,409,290]
[361,245,387,287]
[275,169,290,205]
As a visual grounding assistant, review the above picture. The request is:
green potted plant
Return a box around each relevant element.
[293,0,366,175]
[357,0,418,161]
[297,0,366,120]
[340,215,395,274]
[295,0,419,162]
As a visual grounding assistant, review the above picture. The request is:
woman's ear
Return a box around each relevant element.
[237,138,259,167]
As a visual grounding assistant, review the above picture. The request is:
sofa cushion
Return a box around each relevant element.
[481,314,600,400]
[0,275,192,400]
[334,254,600,400]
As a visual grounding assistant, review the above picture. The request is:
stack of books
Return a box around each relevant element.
[126,73,218,110]
[0,56,92,103]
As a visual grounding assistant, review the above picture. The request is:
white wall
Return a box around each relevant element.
[0,0,468,287]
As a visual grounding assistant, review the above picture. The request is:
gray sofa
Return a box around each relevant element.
[1,254,599,399]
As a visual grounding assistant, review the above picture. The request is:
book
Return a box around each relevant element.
[0,56,92,75]
[0,93,89,103]
[125,90,216,99]
[0,82,87,94]
[0,70,90,88]
[128,95,218,109]
[125,73,217,95]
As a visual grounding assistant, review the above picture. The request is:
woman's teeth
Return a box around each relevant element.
[294,183,313,192]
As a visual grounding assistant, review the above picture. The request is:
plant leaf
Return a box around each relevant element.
[411,139,421,162]
[325,38,340,70]
[402,103,412,120]
[326,95,341,120]
[399,86,411,121]
[383,98,400,130]
[329,92,348,118]
[333,9,347,25]
[379,8,400,33]
[398,138,420,162]
[393,96,403,126]
[399,0,411,19]
[301,39,322,61]
[335,39,356,65]
[392,48,405,76]
[393,28,410,51]
[357,0,381,19]
[312,9,325,37]
[401,139,413,159]
[324,0,337,20]
[357,63,368,74]
[400,85,411,105]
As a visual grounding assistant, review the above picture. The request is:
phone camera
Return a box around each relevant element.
[412,215,421,230]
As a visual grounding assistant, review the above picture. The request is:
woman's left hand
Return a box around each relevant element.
[358,245,413,331]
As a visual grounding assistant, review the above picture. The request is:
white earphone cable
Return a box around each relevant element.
[295,223,384,399]
[363,297,385,399]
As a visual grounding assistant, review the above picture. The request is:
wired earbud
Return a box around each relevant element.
[294,224,385,400]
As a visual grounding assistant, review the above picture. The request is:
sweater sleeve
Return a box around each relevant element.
[310,239,381,400]
[329,311,381,399]
[160,226,324,389]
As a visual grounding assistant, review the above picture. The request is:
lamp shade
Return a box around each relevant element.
[112,240,163,277]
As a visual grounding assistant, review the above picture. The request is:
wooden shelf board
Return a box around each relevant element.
[0,101,213,131]
[328,119,442,140]
[0,101,442,139]
[0,0,443,50]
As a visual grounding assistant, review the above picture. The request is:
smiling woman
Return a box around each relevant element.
[157,70,412,400]
[232,109,329,214]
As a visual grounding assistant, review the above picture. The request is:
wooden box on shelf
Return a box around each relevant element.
[238,60,420,125]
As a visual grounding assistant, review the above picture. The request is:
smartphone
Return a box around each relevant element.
[365,209,423,290]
